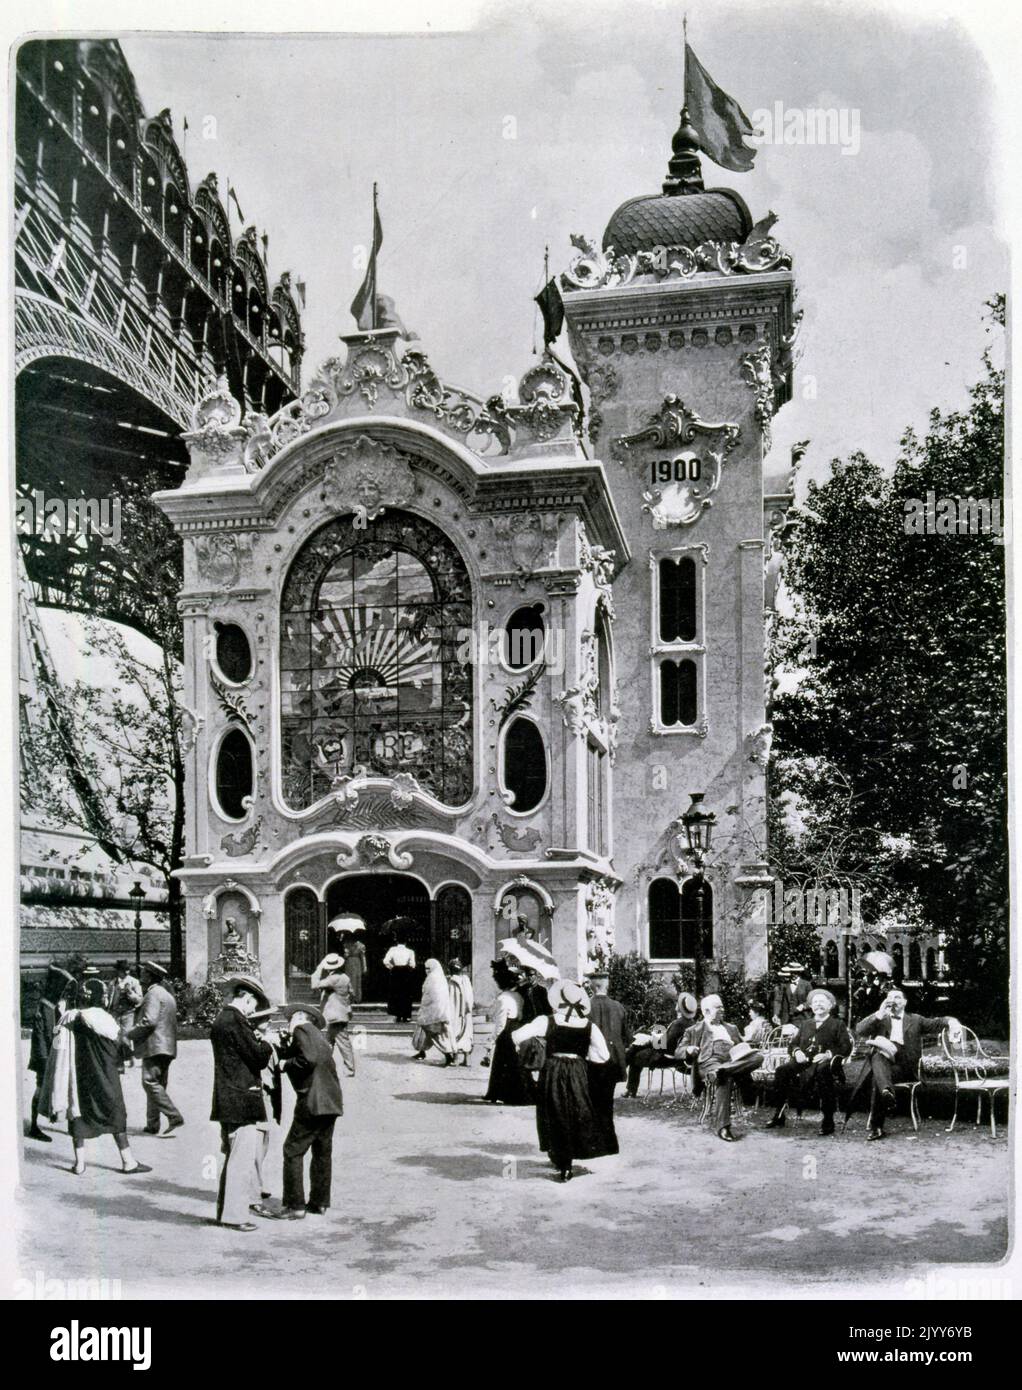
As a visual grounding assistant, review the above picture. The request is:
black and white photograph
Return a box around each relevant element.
[1,0,1018,1329]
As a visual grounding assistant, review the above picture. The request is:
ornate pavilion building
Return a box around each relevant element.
[154,100,799,1006]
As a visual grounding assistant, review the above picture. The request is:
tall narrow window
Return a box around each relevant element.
[680,875,713,958]
[503,605,545,670]
[908,941,922,979]
[215,728,253,820]
[659,658,697,727]
[651,550,705,733]
[825,940,839,978]
[648,879,682,959]
[502,717,546,813]
[659,557,696,642]
[587,741,607,856]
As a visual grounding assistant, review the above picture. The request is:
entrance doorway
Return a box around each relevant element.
[325,874,431,1004]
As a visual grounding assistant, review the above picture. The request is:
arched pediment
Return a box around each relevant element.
[141,112,190,201]
[194,174,231,255]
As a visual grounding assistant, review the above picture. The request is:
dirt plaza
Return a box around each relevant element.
[14,1031,1009,1300]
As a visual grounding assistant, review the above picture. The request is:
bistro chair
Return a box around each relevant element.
[942,1026,1010,1138]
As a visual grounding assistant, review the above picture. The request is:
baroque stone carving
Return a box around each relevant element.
[211,674,253,732]
[489,814,543,854]
[488,512,559,586]
[336,833,414,871]
[220,817,262,857]
[184,375,246,464]
[583,360,618,443]
[322,436,416,520]
[194,531,254,590]
[253,341,514,465]
[612,396,740,528]
[740,341,777,448]
[560,215,792,293]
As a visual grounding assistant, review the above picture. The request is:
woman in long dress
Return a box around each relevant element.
[382,918,417,1022]
[448,958,474,1066]
[483,960,534,1105]
[40,979,151,1176]
[341,932,367,1004]
[513,979,616,1182]
[413,959,455,1063]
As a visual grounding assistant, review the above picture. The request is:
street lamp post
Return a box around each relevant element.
[676,793,717,997]
[129,880,145,976]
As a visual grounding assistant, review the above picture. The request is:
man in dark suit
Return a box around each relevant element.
[27,963,74,1141]
[210,975,275,1230]
[127,961,183,1135]
[586,971,632,1141]
[624,992,698,1097]
[772,963,812,1026]
[682,994,758,1142]
[855,988,959,1141]
[766,988,852,1135]
[275,1003,344,1218]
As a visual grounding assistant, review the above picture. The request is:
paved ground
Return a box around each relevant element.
[15,1035,1010,1299]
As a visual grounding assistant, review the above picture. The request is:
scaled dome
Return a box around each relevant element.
[603,187,752,257]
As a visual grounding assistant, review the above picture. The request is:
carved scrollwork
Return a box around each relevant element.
[335,833,414,871]
[613,396,740,528]
[741,341,777,447]
[194,531,254,590]
[322,436,416,521]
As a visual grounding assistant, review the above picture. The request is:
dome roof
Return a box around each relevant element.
[603,188,752,257]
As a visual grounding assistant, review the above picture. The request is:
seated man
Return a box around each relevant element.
[681,994,762,1142]
[855,988,959,1141]
[766,988,851,1136]
[624,992,698,1098]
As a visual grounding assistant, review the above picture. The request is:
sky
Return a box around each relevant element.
[118,0,1008,489]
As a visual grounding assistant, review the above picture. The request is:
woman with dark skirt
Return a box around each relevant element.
[40,979,151,1176]
[482,960,534,1105]
[513,979,617,1182]
[382,918,418,1023]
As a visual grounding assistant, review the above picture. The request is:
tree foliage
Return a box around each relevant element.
[770,297,1006,1029]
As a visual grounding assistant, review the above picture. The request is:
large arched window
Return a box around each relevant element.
[280,509,473,810]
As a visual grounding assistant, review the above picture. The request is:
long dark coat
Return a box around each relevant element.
[210,1006,273,1125]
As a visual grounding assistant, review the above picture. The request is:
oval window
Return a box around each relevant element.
[215,728,253,820]
[503,604,545,670]
[502,718,547,813]
[215,622,252,683]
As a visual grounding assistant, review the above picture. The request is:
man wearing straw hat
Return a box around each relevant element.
[127,961,184,1136]
[771,962,812,1026]
[274,1003,344,1218]
[765,987,851,1135]
[311,949,356,1077]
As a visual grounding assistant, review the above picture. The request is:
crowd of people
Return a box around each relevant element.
[24,938,966,1219]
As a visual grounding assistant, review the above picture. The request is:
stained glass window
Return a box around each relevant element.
[280,510,473,809]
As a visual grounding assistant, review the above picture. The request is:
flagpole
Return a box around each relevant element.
[371,182,378,331]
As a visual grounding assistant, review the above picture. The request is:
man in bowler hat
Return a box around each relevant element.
[275,1003,344,1218]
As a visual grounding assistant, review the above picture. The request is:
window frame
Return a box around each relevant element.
[649,545,708,737]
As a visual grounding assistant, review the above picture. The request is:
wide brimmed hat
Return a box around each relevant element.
[678,992,699,1016]
[283,1002,326,1030]
[318,953,344,971]
[142,960,167,977]
[784,960,807,973]
[225,974,269,1008]
[114,959,129,971]
[546,979,591,1017]
[808,988,837,1010]
[868,1035,899,1060]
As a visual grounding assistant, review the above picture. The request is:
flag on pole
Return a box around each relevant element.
[534,277,564,345]
[350,187,383,331]
[227,185,246,223]
[684,41,757,173]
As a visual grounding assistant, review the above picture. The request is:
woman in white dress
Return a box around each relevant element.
[413,958,455,1063]
[447,958,474,1066]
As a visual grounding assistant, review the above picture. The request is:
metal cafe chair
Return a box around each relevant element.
[942,1025,1010,1138]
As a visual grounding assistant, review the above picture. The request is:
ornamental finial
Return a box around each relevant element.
[662,105,704,196]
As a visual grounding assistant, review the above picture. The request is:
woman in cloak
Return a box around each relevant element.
[513,979,617,1183]
[412,958,455,1063]
[341,926,367,1004]
[483,960,534,1105]
[447,958,474,1066]
[41,978,151,1176]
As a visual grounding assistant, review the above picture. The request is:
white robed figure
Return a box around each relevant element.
[447,958,474,1066]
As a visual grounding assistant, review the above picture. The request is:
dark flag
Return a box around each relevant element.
[535,277,564,345]
[684,41,757,173]
[227,185,245,222]
[351,191,383,330]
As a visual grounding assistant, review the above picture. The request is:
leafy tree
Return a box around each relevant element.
[21,614,186,974]
[770,297,1006,1031]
